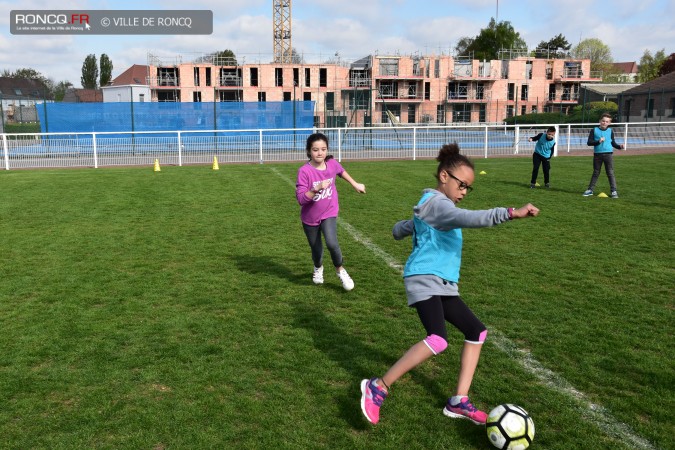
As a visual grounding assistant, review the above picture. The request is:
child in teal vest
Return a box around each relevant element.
[583,113,624,198]
[360,143,540,426]
[529,126,556,188]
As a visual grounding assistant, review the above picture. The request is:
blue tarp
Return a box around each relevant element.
[37,101,315,134]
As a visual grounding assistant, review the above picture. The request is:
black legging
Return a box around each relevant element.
[301,217,343,268]
[413,295,486,342]
[531,152,551,184]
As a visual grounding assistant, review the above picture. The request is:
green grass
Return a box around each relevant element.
[0,154,673,449]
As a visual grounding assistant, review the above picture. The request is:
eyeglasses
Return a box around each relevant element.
[445,171,473,193]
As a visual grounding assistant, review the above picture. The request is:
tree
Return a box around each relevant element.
[572,38,613,74]
[454,37,474,57]
[454,18,526,61]
[534,34,571,58]
[53,80,74,101]
[637,49,666,82]
[81,54,98,89]
[99,54,113,87]
[658,53,675,76]
[196,50,238,66]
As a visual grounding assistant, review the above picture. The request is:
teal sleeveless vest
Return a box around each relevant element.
[403,192,463,282]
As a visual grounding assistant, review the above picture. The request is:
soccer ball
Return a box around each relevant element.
[486,404,535,450]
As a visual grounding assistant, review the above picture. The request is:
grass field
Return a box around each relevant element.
[0,153,673,449]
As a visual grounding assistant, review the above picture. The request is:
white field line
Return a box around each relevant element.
[272,167,655,450]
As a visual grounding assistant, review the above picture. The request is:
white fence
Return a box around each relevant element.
[2,122,674,170]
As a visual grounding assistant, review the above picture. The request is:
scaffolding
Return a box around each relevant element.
[272,0,292,63]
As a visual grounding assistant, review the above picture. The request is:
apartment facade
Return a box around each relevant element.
[125,53,601,127]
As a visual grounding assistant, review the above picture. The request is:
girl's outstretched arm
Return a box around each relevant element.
[340,170,366,193]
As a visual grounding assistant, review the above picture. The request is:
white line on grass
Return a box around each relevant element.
[272,167,655,450]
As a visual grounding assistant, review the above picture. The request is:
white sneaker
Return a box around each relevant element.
[312,266,324,284]
[336,268,354,291]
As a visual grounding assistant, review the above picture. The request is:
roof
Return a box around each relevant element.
[622,71,675,95]
[0,77,49,99]
[110,64,149,86]
[62,88,103,102]
[581,83,639,95]
[611,62,638,74]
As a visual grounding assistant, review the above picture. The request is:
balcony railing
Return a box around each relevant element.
[219,75,242,87]
[146,76,180,87]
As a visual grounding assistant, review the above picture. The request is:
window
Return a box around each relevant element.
[479,104,486,122]
[258,92,266,102]
[669,98,675,117]
[250,68,258,87]
[305,68,311,87]
[476,83,484,100]
[325,92,334,110]
[275,68,283,87]
[293,68,299,88]
[506,105,514,118]
[14,89,22,95]
[434,59,440,78]
[521,105,527,115]
[379,59,399,76]
[303,92,311,101]
[521,85,528,101]
[453,104,470,122]
[319,68,327,87]
[436,104,445,124]
[205,68,211,86]
[348,90,370,110]
[194,67,200,86]
[507,83,515,101]
[193,92,201,102]
[646,98,654,118]
[283,92,291,101]
[424,82,430,100]
[407,104,416,123]
[139,94,145,103]
[548,83,556,101]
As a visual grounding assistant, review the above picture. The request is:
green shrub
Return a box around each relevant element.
[3,122,41,133]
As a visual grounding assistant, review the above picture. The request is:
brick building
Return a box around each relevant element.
[113,53,601,127]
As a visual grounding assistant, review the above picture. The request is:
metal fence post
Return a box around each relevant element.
[484,125,489,158]
[412,126,417,160]
[92,132,98,168]
[259,129,263,164]
[623,123,629,150]
[2,133,8,170]
[177,131,182,166]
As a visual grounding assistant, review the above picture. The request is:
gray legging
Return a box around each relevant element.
[302,217,343,268]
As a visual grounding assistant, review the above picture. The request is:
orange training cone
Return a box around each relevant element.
[153,159,161,172]
[212,156,220,170]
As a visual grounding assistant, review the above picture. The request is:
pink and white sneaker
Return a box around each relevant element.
[360,378,388,424]
[442,396,487,425]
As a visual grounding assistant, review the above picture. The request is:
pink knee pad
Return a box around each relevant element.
[478,329,488,343]
[424,334,448,355]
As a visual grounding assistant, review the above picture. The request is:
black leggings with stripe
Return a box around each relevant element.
[413,295,486,343]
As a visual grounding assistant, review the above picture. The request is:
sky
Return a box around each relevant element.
[1,0,673,87]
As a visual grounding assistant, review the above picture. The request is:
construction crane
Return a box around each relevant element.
[272,0,292,63]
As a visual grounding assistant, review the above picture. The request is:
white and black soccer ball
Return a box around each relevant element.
[486,404,535,450]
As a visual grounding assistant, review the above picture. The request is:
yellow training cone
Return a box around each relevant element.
[212,156,220,170]
[535,182,540,187]
[597,192,608,198]
[479,170,487,175]
[153,159,161,172]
